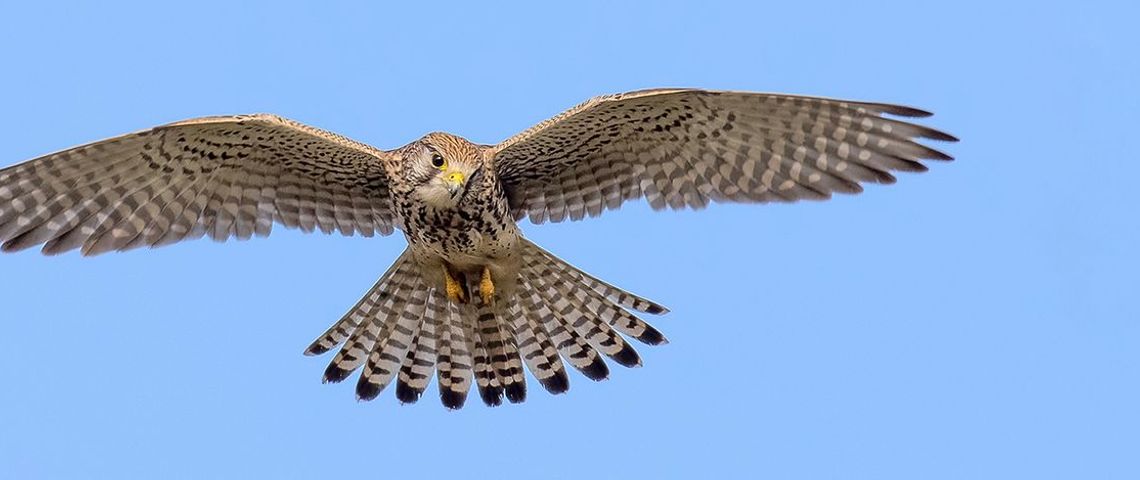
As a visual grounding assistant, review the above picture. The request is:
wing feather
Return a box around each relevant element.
[0,114,395,254]
[493,89,956,223]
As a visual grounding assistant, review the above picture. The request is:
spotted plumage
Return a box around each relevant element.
[0,88,956,408]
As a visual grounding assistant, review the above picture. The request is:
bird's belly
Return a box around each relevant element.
[408,222,519,272]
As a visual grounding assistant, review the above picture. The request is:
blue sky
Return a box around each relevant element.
[1,1,1136,478]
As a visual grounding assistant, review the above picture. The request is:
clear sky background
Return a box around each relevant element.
[1,1,1136,479]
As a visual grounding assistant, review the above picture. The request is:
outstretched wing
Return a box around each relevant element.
[492,89,957,224]
[0,114,396,256]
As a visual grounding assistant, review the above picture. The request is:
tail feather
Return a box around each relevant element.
[518,283,609,381]
[322,260,417,384]
[471,277,527,405]
[436,301,473,409]
[304,250,414,356]
[526,267,641,368]
[524,241,669,315]
[465,301,503,406]
[532,254,669,346]
[505,302,569,395]
[485,301,527,404]
[396,291,441,404]
[356,280,430,401]
[500,336,527,403]
[304,240,668,408]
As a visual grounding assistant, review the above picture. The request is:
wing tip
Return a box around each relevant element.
[0,238,26,254]
[930,130,960,143]
[883,105,934,118]
[927,148,956,161]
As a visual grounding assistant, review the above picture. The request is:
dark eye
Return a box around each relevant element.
[430,153,445,168]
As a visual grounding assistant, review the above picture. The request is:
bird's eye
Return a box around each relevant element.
[430,153,446,169]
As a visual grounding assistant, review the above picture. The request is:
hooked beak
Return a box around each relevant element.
[444,171,466,196]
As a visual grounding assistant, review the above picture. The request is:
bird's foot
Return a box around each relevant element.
[444,269,467,304]
[480,266,495,305]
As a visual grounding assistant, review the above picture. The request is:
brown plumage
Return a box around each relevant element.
[0,89,956,408]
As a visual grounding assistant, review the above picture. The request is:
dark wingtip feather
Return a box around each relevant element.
[504,382,527,404]
[322,363,353,384]
[902,160,930,172]
[580,357,610,381]
[2,236,35,253]
[879,104,933,117]
[874,171,898,185]
[440,388,467,410]
[80,240,116,257]
[40,241,70,256]
[395,381,423,405]
[42,236,80,256]
[355,380,382,402]
[610,343,642,368]
[539,371,570,395]
[926,129,959,143]
[643,304,669,315]
[924,147,954,161]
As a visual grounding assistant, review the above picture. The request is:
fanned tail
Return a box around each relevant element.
[302,249,415,357]
[394,292,439,404]
[471,296,527,406]
[304,239,668,408]
[505,301,569,395]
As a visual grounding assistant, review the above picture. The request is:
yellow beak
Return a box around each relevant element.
[444,171,465,195]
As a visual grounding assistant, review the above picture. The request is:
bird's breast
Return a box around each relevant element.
[398,193,518,268]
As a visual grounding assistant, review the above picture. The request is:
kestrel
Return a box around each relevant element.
[0,89,956,408]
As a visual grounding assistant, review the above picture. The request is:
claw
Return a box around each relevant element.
[480,266,495,305]
[445,269,466,304]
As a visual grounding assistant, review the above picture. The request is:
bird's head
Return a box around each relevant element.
[401,132,486,208]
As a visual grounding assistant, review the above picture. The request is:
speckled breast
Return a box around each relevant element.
[395,184,518,267]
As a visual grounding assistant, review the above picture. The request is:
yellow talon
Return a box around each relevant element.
[480,266,495,305]
[444,269,466,304]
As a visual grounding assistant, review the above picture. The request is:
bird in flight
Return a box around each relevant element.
[0,89,956,408]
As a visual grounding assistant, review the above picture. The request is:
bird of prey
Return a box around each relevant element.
[0,89,956,408]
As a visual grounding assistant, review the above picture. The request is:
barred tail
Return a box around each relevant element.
[516,239,669,377]
[303,239,668,409]
[302,248,416,358]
